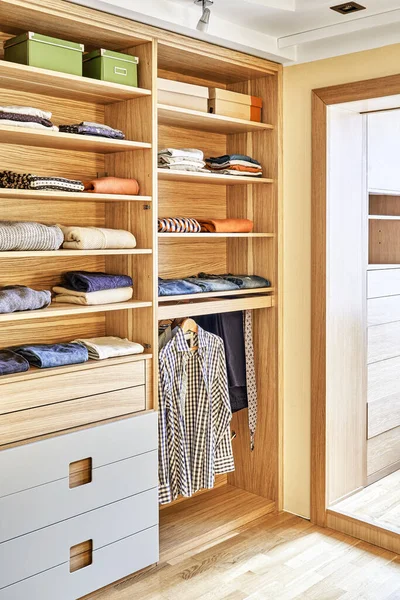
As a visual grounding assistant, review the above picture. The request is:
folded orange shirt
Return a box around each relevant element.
[83,177,140,195]
[199,218,254,233]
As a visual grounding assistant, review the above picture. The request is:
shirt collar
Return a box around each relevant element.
[174,325,207,352]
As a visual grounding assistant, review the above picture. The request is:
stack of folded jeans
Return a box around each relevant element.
[0,105,58,131]
[205,154,262,177]
[53,271,133,306]
[0,221,63,251]
[59,225,136,250]
[59,122,125,139]
[0,170,84,192]
[158,148,205,172]
[11,343,88,368]
[73,336,144,360]
[0,285,51,314]
[0,350,30,376]
[158,273,271,296]
[158,217,201,233]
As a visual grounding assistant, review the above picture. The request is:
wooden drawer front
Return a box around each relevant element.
[368,268,400,299]
[367,425,400,476]
[0,449,157,543]
[368,321,400,363]
[0,360,145,415]
[0,411,157,498]
[0,488,158,590]
[0,526,159,600]
[368,395,400,438]
[0,386,145,446]
[368,296,400,326]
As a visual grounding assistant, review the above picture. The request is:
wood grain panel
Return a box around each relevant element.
[0,199,105,228]
[368,268,400,298]
[368,295,400,325]
[369,219,400,264]
[70,540,93,573]
[369,194,400,216]
[158,181,226,220]
[0,386,146,446]
[367,425,400,476]
[159,124,226,159]
[368,321,400,363]
[368,394,400,438]
[158,239,227,279]
[327,510,400,555]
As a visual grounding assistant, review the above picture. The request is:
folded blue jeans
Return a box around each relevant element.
[12,343,89,368]
[206,154,261,166]
[62,271,133,293]
[0,350,30,376]
[158,278,202,296]
[185,277,240,292]
[223,275,271,289]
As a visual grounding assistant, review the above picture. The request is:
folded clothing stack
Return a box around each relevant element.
[11,343,88,369]
[59,121,125,140]
[199,218,253,233]
[158,273,271,296]
[0,285,51,314]
[83,177,140,195]
[158,148,205,172]
[0,350,30,375]
[59,225,137,250]
[0,105,58,131]
[0,170,84,192]
[158,217,201,233]
[73,336,144,360]
[53,271,133,306]
[205,154,262,177]
[0,221,63,251]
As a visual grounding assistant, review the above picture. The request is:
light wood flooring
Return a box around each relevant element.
[84,495,400,600]
[334,470,400,535]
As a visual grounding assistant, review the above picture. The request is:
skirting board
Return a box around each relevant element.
[327,510,400,554]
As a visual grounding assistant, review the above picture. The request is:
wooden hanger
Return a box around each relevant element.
[180,318,198,351]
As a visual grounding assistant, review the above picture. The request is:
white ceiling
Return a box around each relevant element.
[71,0,400,65]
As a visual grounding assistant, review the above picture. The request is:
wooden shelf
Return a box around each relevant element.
[368,264,400,270]
[369,215,400,220]
[0,125,151,154]
[158,294,273,319]
[0,60,152,105]
[0,189,152,203]
[158,233,274,239]
[0,300,152,323]
[0,354,152,386]
[0,249,152,258]
[158,104,274,134]
[369,189,400,196]
[158,287,274,302]
[158,168,273,185]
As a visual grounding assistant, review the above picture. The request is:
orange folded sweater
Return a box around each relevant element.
[83,177,140,195]
[199,218,254,233]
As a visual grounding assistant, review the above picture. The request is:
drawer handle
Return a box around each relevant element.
[69,457,92,489]
[114,66,127,76]
[70,540,93,573]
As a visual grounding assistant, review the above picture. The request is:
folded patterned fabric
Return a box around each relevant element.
[201,273,271,289]
[207,169,262,177]
[12,343,88,369]
[29,176,84,192]
[61,271,133,293]
[158,217,201,233]
[59,123,125,139]
[83,177,140,195]
[158,277,203,296]
[206,160,262,169]
[206,154,261,167]
[0,106,52,120]
[158,148,204,161]
[53,286,133,305]
[0,170,31,190]
[0,350,30,376]
[185,277,240,292]
[59,225,136,250]
[199,218,253,233]
[206,164,262,173]
[0,119,59,131]
[0,221,63,251]
[73,336,144,360]
[0,112,54,128]
[0,286,51,314]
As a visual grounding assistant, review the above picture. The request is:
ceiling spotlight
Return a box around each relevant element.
[194,0,213,32]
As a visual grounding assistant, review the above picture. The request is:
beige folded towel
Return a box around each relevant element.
[59,225,136,250]
[52,286,133,305]
[72,336,144,360]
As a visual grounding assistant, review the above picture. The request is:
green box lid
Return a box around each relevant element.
[4,31,84,52]
[83,48,139,65]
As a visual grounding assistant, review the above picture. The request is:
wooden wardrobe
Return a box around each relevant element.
[0,1,282,597]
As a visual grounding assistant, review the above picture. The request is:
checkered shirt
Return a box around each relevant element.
[158,325,235,504]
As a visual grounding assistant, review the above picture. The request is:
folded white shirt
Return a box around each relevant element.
[0,105,53,120]
[0,120,59,131]
[72,336,144,360]
[158,148,204,161]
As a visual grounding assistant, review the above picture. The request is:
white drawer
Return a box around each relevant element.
[0,450,157,543]
[0,488,158,590]
[368,268,400,299]
[0,525,159,600]
[0,411,157,497]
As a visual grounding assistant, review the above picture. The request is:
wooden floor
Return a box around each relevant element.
[85,507,400,600]
[334,470,400,535]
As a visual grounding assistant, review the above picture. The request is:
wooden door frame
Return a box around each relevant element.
[311,74,400,527]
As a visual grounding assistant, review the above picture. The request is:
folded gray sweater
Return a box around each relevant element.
[0,221,63,251]
[0,286,51,313]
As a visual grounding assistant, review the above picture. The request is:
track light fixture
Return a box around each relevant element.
[194,0,213,32]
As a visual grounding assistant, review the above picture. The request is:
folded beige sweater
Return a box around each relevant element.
[59,225,136,250]
[52,286,133,305]
[72,336,144,360]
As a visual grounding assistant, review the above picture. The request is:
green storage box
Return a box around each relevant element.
[83,49,139,87]
[4,32,84,76]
